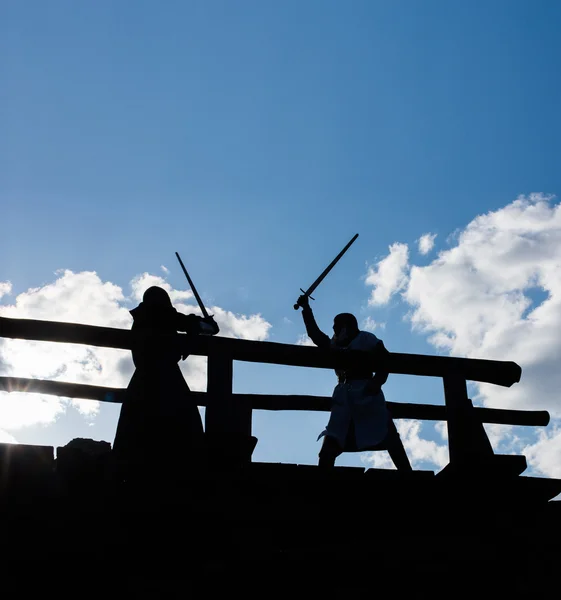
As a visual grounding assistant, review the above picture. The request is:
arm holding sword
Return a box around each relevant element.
[176,312,219,336]
[293,233,359,349]
[173,251,220,360]
[296,294,331,348]
[175,251,220,339]
[296,293,388,392]
[176,313,219,360]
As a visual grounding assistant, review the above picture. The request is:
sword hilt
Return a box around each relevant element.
[293,289,315,310]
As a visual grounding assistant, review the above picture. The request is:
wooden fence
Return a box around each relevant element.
[0,316,549,472]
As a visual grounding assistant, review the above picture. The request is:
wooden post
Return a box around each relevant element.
[206,354,233,433]
[205,354,254,467]
[442,374,495,467]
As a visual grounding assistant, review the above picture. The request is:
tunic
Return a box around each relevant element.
[318,331,390,450]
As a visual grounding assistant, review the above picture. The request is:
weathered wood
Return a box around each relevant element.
[0,377,127,403]
[0,443,54,492]
[488,454,528,476]
[205,354,254,467]
[205,355,251,437]
[242,394,550,426]
[0,377,550,426]
[0,316,521,386]
[0,316,133,350]
[205,354,233,432]
[443,374,495,466]
[455,405,549,427]
[437,454,528,478]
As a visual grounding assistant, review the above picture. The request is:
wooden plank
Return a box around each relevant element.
[0,316,521,386]
[0,315,133,350]
[170,336,523,387]
[0,377,550,426]
[515,476,561,503]
[437,454,528,478]
[0,442,54,461]
[206,354,234,433]
[205,355,252,439]
[243,393,550,426]
[0,443,54,483]
[0,377,127,403]
[457,405,550,427]
[205,354,255,467]
[443,375,495,466]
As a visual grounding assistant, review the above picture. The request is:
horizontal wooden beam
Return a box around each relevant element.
[0,377,548,427]
[0,377,127,403]
[0,316,521,386]
[0,316,133,350]
[243,393,550,427]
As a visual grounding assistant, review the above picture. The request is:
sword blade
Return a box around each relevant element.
[304,233,359,297]
[175,252,209,319]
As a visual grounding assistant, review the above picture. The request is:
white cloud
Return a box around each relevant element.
[361,317,385,332]
[363,193,561,479]
[130,272,194,305]
[0,270,133,424]
[365,243,410,306]
[0,282,12,300]
[0,270,130,328]
[397,420,449,468]
[296,334,316,347]
[418,233,437,255]
[0,393,66,429]
[435,420,448,441]
[363,450,395,470]
[0,270,272,432]
[362,420,448,471]
[402,193,561,415]
[161,265,170,274]
[208,306,271,341]
[523,427,561,479]
[0,429,18,443]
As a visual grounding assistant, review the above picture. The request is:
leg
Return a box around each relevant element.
[318,435,343,468]
[385,419,413,471]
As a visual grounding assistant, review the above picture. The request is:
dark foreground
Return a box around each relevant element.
[1,441,560,598]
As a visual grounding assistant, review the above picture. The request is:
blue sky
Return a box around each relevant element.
[2,1,561,474]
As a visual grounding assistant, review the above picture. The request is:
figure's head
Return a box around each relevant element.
[332,313,359,346]
[142,286,172,308]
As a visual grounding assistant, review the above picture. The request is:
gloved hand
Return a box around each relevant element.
[201,315,220,335]
[296,294,310,310]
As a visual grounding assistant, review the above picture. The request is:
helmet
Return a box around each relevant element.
[142,286,172,308]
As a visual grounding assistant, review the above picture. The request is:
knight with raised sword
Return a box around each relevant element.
[295,235,411,470]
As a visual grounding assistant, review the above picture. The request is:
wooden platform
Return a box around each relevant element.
[1,443,561,596]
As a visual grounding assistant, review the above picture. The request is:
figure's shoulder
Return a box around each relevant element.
[356,330,382,349]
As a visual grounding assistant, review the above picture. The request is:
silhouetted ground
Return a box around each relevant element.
[0,441,559,597]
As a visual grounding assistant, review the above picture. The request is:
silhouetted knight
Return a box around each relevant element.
[113,285,219,480]
[294,234,411,470]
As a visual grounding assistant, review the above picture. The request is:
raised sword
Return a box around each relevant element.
[293,233,359,310]
[175,251,211,319]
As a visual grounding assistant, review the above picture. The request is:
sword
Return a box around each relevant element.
[293,233,359,310]
[175,252,211,319]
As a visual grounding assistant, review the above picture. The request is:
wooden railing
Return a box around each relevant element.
[0,316,549,472]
